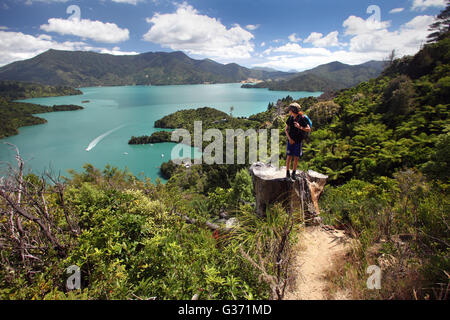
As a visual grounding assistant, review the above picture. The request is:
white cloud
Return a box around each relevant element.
[25,0,143,4]
[389,8,405,14]
[143,2,254,59]
[343,15,391,35]
[262,43,319,63]
[24,0,68,4]
[304,32,322,43]
[0,30,86,66]
[304,31,340,47]
[40,18,129,43]
[245,24,260,31]
[273,43,303,53]
[260,42,266,47]
[0,30,138,66]
[343,14,434,55]
[411,0,446,11]
[257,13,435,72]
[111,0,145,4]
[98,46,139,55]
[288,33,302,43]
[254,49,388,72]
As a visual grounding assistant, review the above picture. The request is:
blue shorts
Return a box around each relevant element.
[287,141,302,158]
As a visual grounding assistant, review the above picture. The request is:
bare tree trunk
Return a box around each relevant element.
[1,143,69,263]
[249,162,328,224]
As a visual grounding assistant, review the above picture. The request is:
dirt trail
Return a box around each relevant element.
[285,226,351,300]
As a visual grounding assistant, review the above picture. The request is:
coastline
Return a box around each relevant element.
[0,84,322,182]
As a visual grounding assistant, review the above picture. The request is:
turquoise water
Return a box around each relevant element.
[0,84,321,181]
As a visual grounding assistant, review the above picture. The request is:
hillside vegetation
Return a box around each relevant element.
[0,80,82,100]
[0,21,448,300]
[242,61,385,92]
[0,50,291,87]
[291,38,449,299]
[0,81,83,138]
[158,36,450,299]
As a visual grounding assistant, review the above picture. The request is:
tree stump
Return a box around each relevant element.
[249,162,328,224]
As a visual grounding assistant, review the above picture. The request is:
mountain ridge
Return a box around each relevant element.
[0,49,293,88]
[242,60,385,91]
[0,49,384,91]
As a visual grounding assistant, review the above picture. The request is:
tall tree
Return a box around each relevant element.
[427,1,450,43]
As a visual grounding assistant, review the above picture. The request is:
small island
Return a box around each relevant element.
[128,107,259,147]
[129,131,171,144]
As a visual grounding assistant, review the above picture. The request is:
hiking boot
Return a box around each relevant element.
[291,171,298,180]
[286,170,291,179]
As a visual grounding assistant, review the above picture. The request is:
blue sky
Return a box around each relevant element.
[0,0,446,71]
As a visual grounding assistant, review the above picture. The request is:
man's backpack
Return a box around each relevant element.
[302,115,313,143]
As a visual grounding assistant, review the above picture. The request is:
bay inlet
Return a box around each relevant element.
[0,83,321,182]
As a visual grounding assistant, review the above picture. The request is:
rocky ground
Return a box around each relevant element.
[285,226,351,300]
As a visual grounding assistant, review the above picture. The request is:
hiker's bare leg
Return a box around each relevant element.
[286,155,292,171]
[293,156,299,172]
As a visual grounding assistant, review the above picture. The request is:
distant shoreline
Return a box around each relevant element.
[75,82,323,94]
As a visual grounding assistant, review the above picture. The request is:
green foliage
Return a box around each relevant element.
[0,80,83,138]
[321,170,449,297]
[208,187,233,213]
[160,160,179,180]
[427,3,449,43]
[320,179,391,234]
[167,163,247,194]
[135,106,272,183]
[307,100,341,126]
[154,107,258,134]
[2,28,449,302]
[230,169,255,207]
[385,37,450,80]
[0,101,83,139]
[128,131,172,145]
[0,164,280,300]
[422,130,450,183]
[0,80,81,100]
[301,39,450,184]
[380,75,416,117]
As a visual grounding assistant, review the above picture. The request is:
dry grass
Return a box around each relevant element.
[284,226,351,300]
[322,236,443,300]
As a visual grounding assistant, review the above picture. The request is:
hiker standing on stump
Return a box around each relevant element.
[285,103,311,180]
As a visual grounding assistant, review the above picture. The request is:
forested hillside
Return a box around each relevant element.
[285,36,448,299]
[0,50,291,87]
[148,35,450,299]
[0,81,83,138]
[0,80,82,101]
[242,61,385,92]
[0,18,448,300]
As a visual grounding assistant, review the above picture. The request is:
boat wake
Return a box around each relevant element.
[85,125,126,152]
